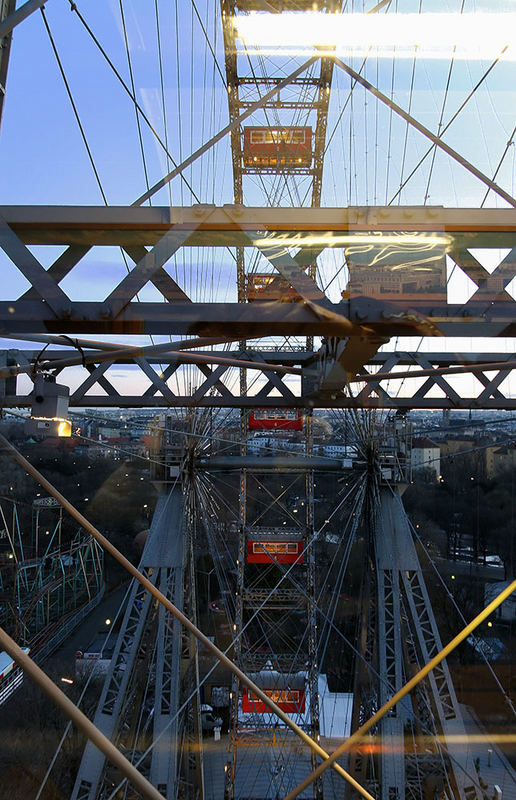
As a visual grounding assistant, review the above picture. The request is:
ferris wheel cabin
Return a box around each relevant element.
[241,669,306,714]
[246,273,300,301]
[249,409,304,430]
[243,127,313,169]
[247,539,304,564]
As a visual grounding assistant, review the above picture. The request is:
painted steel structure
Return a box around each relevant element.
[0,498,104,657]
[0,205,515,340]
[3,204,516,411]
[72,487,185,800]
[1,348,516,409]
[0,3,514,799]
[357,488,481,800]
[0,0,15,131]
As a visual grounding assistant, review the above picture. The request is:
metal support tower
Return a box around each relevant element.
[182,419,206,800]
[349,464,483,800]
[72,487,185,800]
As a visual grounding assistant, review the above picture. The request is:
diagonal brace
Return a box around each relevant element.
[0,215,71,315]
[103,229,195,318]
[133,57,318,206]
[333,56,516,210]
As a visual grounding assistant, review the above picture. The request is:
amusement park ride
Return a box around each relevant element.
[0,1,515,800]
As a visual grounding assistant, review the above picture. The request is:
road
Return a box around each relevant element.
[46,581,130,681]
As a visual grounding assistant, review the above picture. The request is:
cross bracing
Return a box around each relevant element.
[2,348,516,409]
[2,204,516,407]
[2,205,516,336]
[1,0,516,799]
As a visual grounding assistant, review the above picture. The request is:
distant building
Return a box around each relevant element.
[411,437,440,478]
[98,425,122,439]
[321,444,349,458]
[489,443,516,477]
[247,436,274,454]
[439,435,476,459]
[81,435,145,459]
[485,444,502,479]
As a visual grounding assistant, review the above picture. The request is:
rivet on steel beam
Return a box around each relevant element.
[223,203,245,217]
[192,203,215,218]
[100,305,113,319]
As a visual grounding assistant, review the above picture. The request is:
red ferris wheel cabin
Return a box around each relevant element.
[247,539,304,565]
[249,409,303,430]
[242,687,305,714]
[243,127,313,169]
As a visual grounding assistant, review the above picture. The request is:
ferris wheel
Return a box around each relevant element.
[0,2,515,800]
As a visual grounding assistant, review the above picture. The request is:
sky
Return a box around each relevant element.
[1,0,516,402]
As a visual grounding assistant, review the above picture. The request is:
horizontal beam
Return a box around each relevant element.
[5,348,512,367]
[4,205,516,246]
[5,396,516,410]
[4,396,516,411]
[196,456,346,471]
[0,300,515,337]
[0,299,358,336]
[2,350,516,409]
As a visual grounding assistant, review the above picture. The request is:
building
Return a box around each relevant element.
[411,437,440,478]
[488,443,516,477]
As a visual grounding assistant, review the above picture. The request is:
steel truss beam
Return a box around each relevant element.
[2,349,516,409]
[2,206,516,339]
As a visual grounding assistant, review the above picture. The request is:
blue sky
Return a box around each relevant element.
[2,0,516,209]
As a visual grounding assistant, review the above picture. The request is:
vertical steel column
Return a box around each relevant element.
[184,500,205,800]
[373,487,482,800]
[0,0,15,131]
[305,410,322,800]
[71,489,186,800]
